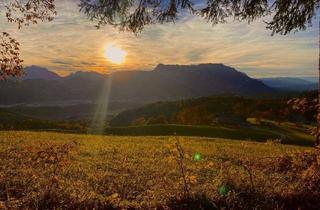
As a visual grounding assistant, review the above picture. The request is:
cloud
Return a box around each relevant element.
[0,0,317,77]
[80,61,97,66]
[52,59,74,65]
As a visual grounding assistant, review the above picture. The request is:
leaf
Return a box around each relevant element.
[111,193,119,199]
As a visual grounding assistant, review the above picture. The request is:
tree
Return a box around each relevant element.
[0,32,23,80]
[79,0,320,145]
[131,117,147,126]
[0,0,56,79]
[147,115,168,124]
[79,0,319,35]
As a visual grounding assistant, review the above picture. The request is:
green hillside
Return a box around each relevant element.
[104,121,314,146]
[0,110,34,123]
[0,103,314,146]
[110,96,315,127]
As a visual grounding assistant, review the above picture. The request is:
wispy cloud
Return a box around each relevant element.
[1,0,317,77]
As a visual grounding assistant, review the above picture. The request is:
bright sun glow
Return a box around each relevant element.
[104,43,127,64]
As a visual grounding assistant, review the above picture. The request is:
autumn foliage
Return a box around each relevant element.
[0,32,23,80]
[0,0,56,79]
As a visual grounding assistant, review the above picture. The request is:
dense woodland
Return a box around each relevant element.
[0,92,316,132]
[110,93,317,127]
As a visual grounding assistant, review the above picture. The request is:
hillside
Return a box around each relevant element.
[1,131,318,209]
[0,102,142,121]
[0,110,314,146]
[21,65,61,80]
[260,77,317,91]
[110,96,315,127]
[0,64,274,105]
[103,123,314,146]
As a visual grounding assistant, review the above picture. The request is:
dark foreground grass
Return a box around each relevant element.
[0,131,319,209]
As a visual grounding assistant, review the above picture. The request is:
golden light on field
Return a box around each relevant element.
[104,43,127,64]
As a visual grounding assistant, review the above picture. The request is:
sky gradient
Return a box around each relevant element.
[1,0,318,77]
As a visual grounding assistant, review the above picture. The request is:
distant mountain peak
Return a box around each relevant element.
[260,77,317,91]
[22,65,61,80]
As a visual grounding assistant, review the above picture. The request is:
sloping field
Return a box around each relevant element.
[0,131,318,209]
[103,122,314,146]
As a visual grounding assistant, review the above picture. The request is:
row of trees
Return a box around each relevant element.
[114,97,316,127]
[0,118,88,131]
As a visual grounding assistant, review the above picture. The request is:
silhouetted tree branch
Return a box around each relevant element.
[0,0,56,79]
[79,0,319,35]
[0,32,23,80]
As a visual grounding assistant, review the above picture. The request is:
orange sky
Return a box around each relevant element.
[1,0,318,77]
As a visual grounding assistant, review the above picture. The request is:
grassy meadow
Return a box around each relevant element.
[103,121,314,146]
[1,131,319,209]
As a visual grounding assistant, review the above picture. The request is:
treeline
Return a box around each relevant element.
[110,94,316,127]
[1,93,316,131]
[0,111,88,131]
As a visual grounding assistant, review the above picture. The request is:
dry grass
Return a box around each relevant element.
[0,131,319,209]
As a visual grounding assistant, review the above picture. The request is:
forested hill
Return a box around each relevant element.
[110,96,316,127]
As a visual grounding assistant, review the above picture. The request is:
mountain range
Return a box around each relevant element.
[21,65,61,80]
[0,64,277,105]
[259,77,317,91]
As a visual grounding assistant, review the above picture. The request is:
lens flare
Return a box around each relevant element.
[193,152,202,161]
[218,185,230,196]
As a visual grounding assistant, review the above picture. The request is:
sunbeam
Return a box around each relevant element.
[89,75,113,134]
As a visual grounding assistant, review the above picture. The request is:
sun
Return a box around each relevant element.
[104,43,127,64]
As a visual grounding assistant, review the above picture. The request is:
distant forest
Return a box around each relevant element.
[0,92,316,132]
[110,93,317,127]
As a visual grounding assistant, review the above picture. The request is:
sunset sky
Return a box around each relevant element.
[1,0,318,77]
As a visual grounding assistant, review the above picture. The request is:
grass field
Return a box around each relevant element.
[103,121,314,146]
[1,131,319,209]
